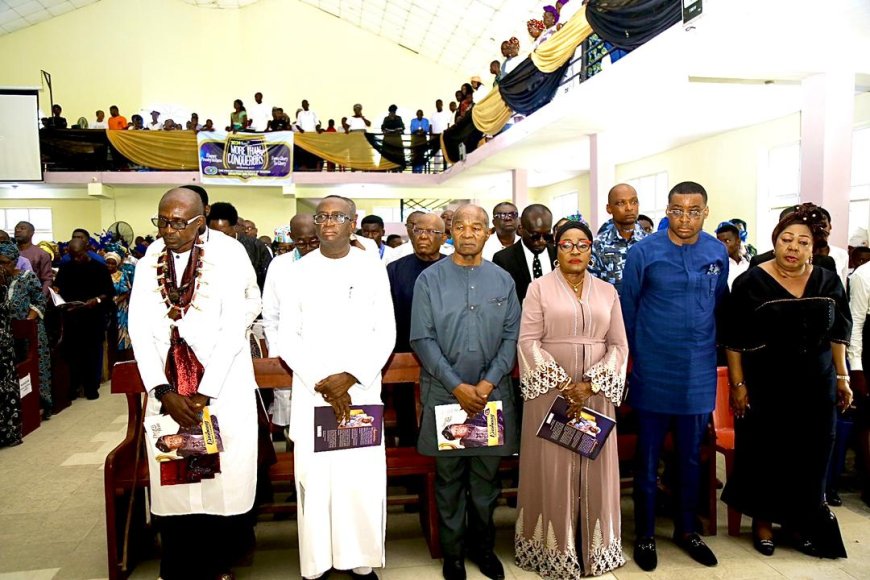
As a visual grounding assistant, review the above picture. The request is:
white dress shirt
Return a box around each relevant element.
[727,256,750,290]
[522,242,552,279]
[92,120,108,129]
[297,109,320,132]
[829,245,849,289]
[430,111,452,135]
[848,262,870,371]
[347,116,368,132]
[248,102,271,132]
[482,234,517,261]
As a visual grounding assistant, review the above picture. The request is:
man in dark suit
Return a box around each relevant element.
[492,204,556,305]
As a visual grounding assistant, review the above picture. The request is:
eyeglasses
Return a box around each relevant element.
[493,211,518,220]
[527,232,554,243]
[313,213,351,225]
[666,208,705,220]
[412,227,444,237]
[151,215,202,230]
[557,240,592,253]
[294,238,320,248]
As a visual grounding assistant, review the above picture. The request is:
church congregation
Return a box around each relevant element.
[2,0,870,579]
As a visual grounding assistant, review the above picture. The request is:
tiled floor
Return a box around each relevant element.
[1,387,869,579]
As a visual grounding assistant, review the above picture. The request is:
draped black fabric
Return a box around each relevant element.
[586,0,681,51]
[497,56,572,116]
[364,132,441,169]
[440,111,484,165]
[39,128,129,171]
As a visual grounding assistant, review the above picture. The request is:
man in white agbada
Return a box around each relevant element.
[263,195,395,580]
[128,188,261,580]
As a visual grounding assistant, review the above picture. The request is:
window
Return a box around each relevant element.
[0,208,53,243]
[851,126,870,239]
[627,171,669,226]
[550,191,579,223]
[760,142,801,251]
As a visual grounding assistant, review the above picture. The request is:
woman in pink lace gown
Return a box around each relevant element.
[514,220,627,577]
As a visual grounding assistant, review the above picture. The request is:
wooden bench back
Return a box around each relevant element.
[111,352,422,394]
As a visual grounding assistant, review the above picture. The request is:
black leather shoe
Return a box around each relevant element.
[753,536,776,556]
[442,557,466,580]
[469,552,504,580]
[349,571,377,580]
[826,489,843,507]
[633,537,657,571]
[674,533,718,567]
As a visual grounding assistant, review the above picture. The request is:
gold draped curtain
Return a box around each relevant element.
[105,130,399,172]
[470,7,592,136]
[531,6,593,72]
[106,130,199,170]
[295,133,399,171]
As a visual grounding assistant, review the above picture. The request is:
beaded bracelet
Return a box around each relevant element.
[153,384,177,401]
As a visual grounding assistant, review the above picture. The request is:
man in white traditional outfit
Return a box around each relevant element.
[262,195,396,580]
[129,188,261,580]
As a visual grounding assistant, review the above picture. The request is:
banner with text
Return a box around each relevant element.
[197,130,293,185]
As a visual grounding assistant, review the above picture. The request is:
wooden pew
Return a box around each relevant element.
[104,353,441,580]
[12,319,42,436]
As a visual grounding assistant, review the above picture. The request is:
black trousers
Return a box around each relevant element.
[435,455,502,559]
[156,513,253,580]
[64,319,104,398]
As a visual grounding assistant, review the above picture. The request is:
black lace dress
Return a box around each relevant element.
[720,266,851,558]
[0,286,22,447]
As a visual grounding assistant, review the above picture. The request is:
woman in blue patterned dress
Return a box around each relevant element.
[0,242,52,418]
[105,252,132,355]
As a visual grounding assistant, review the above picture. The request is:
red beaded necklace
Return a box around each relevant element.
[157,238,204,321]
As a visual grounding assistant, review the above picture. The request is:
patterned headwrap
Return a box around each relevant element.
[0,241,20,261]
[104,251,123,265]
[562,211,588,227]
[508,36,520,49]
[771,203,828,249]
[527,18,546,32]
[543,5,560,23]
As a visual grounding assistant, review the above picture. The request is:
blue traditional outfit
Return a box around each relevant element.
[588,222,647,293]
[619,230,728,538]
[411,258,521,561]
[1,243,52,411]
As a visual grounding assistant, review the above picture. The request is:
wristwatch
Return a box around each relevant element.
[95,297,102,304]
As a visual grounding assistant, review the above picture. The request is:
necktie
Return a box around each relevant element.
[533,253,543,279]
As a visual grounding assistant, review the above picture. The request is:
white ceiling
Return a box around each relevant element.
[296,0,546,73]
[0,0,551,74]
[0,0,98,35]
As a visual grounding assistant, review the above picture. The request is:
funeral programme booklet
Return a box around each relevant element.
[144,406,224,462]
[535,396,615,460]
[314,404,384,452]
[435,401,504,451]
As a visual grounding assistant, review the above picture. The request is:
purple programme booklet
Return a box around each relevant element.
[314,404,384,452]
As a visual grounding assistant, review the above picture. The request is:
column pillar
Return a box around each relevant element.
[589,133,615,229]
[799,71,854,248]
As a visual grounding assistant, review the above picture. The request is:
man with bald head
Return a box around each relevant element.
[263,196,395,579]
[128,187,261,580]
[493,204,556,304]
[261,212,320,433]
[411,204,520,580]
[589,183,647,293]
[290,213,320,259]
[54,237,115,401]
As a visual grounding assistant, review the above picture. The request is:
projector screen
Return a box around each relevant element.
[0,88,42,182]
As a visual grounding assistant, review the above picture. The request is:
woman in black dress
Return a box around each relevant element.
[0,263,22,447]
[721,203,853,558]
